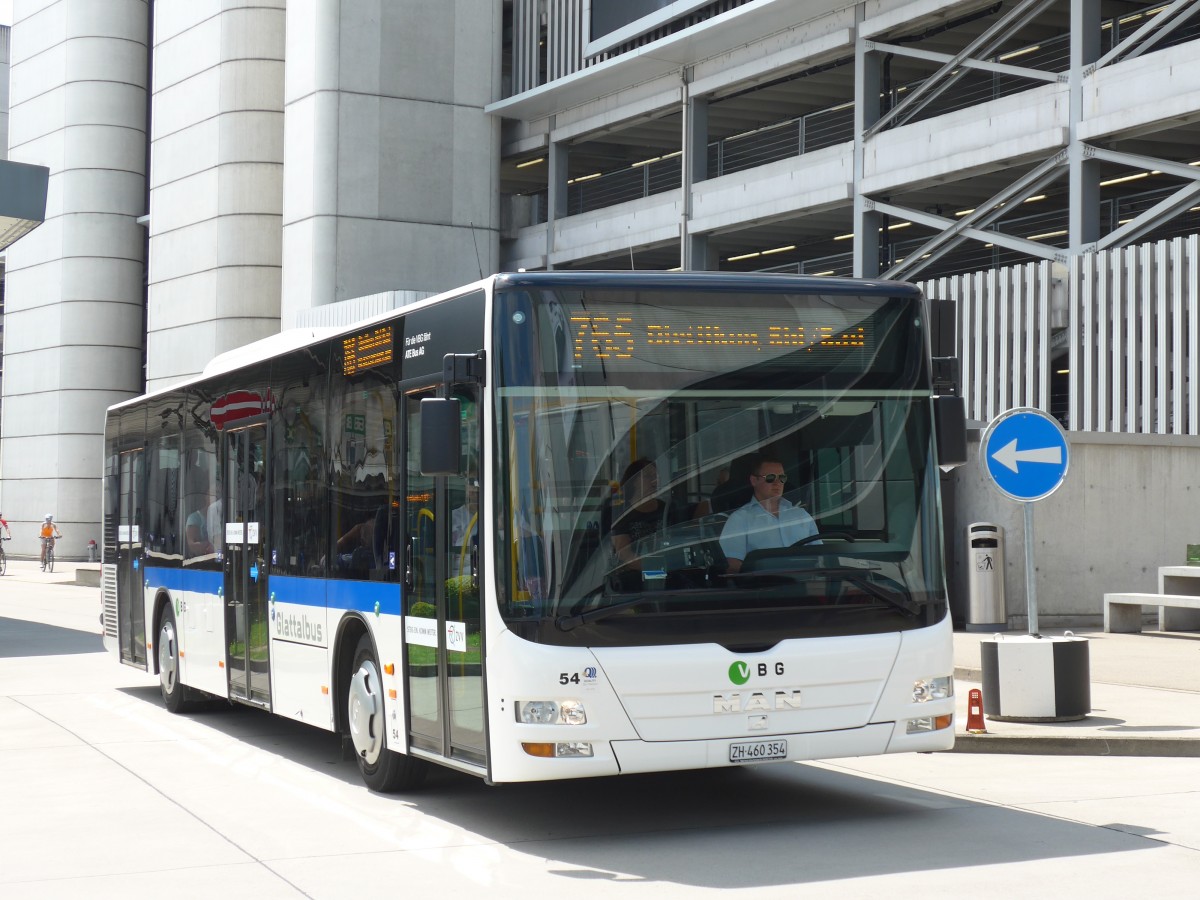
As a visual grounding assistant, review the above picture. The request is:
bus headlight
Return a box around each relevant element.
[516,699,587,725]
[906,714,953,734]
[912,675,953,703]
[522,741,594,758]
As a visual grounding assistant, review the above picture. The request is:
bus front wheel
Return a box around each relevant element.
[347,635,427,792]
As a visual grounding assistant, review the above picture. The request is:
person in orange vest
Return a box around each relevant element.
[40,514,62,567]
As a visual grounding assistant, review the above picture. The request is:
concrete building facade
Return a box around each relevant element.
[2,0,1200,625]
[1,0,501,558]
[2,3,147,556]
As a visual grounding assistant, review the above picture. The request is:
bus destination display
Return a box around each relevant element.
[568,307,871,369]
[342,325,394,376]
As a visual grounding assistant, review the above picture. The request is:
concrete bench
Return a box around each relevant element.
[75,564,101,587]
[1104,592,1200,633]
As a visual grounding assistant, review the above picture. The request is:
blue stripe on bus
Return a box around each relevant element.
[144,566,223,594]
[140,567,401,616]
[273,575,402,616]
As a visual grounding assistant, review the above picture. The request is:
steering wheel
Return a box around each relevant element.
[790,531,855,549]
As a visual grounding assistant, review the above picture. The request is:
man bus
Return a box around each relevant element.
[103,272,964,791]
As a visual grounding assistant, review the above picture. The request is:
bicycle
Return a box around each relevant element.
[41,538,55,573]
[0,536,8,576]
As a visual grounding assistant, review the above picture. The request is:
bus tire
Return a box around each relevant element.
[348,634,427,792]
[158,606,198,714]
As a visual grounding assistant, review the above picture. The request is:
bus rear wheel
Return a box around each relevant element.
[158,606,199,713]
[348,635,427,792]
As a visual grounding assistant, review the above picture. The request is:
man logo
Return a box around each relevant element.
[713,690,803,714]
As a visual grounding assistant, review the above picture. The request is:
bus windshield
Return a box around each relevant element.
[493,281,948,648]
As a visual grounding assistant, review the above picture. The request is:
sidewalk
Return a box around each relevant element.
[952,628,1200,756]
[2,556,94,586]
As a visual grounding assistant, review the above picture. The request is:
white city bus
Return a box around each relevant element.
[102,271,965,791]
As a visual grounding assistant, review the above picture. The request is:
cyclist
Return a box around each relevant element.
[0,512,10,575]
[40,514,62,567]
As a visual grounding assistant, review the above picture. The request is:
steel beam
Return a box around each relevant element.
[1096,181,1200,250]
[866,41,1060,84]
[865,0,1057,138]
[1092,0,1200,71]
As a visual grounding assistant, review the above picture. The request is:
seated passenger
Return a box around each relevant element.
[337,508,385,573]
[719,455,819,573]
[610,459,664,567]
[452,480,479,548]
[612,457,696,582]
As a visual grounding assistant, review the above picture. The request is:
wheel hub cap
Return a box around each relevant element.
[348,661,383,764]
[159,623,178,693]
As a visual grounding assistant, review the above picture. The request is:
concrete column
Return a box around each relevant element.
[145,1,287,390]
[281,0,502,319]
[1,0,149,559]
[1,23,10,157]
[853,6,882,278]
[546,132,569,268]
[1069,0,1102,252]
[681,87,709,271]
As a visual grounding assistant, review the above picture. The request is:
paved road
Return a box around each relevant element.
[3,567,1200,897]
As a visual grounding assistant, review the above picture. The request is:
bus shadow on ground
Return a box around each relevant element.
[0,617,103,658]
[119,684,367,786]
[114,685,1164,889]
[401,764,1161,890]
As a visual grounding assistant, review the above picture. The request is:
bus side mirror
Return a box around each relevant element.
[934,395,967,472]
[420,397,462,476]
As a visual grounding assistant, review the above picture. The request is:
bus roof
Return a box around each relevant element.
[492,270,923,298]
[105,271,922,413]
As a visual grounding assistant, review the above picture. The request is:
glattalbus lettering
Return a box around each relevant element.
[275,612,324,644]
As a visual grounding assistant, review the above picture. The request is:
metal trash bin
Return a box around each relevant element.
[966,523,1006,632]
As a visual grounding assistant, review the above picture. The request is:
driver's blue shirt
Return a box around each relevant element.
[719,497,819,562]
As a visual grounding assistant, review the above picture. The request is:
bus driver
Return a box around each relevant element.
[719,455,819,573]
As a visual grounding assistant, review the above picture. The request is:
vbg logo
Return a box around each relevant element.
[729,660,786,684]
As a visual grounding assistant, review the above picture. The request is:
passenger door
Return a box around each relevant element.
[223,423,271,706]
[402,381,486,765]
[116,447,146,666]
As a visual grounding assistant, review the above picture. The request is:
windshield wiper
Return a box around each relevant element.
[737,565,920,617]
[556,595,659,631]
[840,573,921,617]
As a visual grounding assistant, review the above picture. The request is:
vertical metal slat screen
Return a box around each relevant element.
[919,260,1052,426]
[920,236,1200,435]
[513,0,540,95]
[1068,237,1200,435]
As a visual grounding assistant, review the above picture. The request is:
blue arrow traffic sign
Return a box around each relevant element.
[980,407,1069,502]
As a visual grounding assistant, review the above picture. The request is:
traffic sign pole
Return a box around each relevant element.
[980,407,1069,635]
[1023,502,1038,636]
[979,408,1088,722]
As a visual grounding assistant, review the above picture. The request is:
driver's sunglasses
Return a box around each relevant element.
[755,472,787,483]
